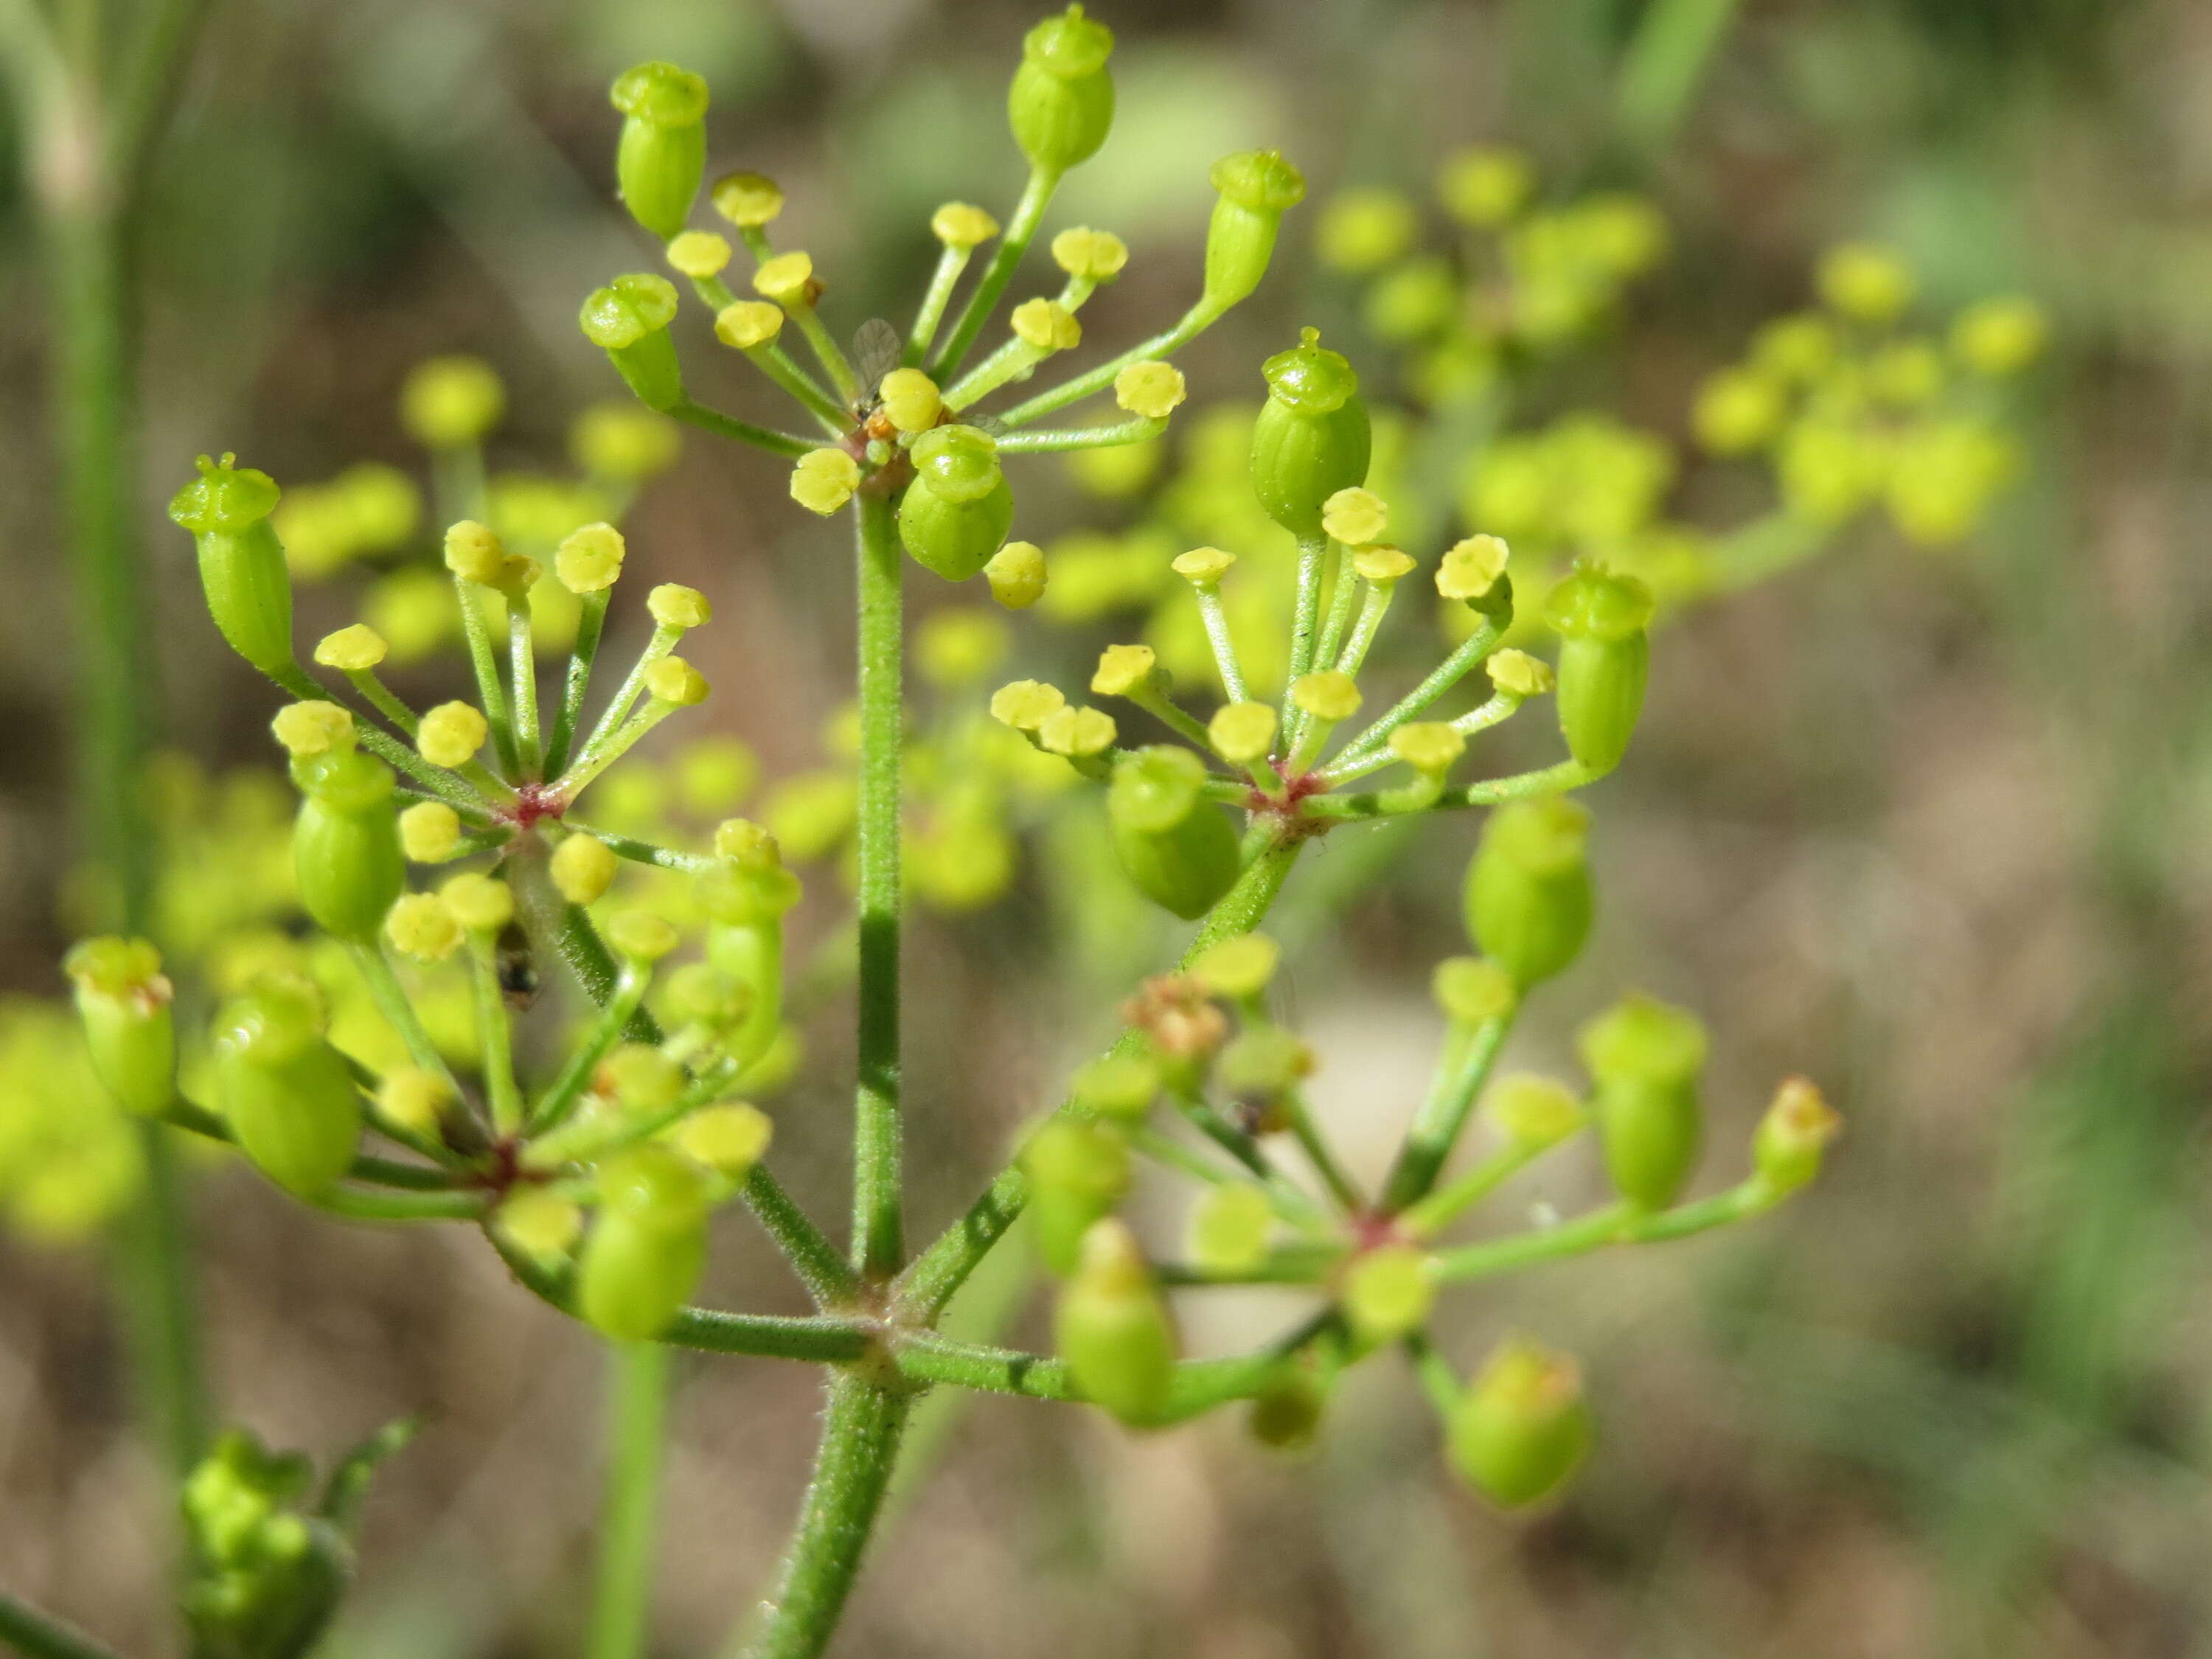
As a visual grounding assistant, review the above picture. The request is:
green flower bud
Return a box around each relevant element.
[1068,1052,1160,1121]
[1545,563,1652,775]
[1341,1244,1436,1343]
[169,454,296,677]
[1751,1076,1840,1196]
[1055,1218,1176,1426]
[1447,1337,1593,1509]
[898,425,1015,580]
[1578,993,1707,1209]
[291,750,403,945]
[63,936,175,1116]
[400,355,504,448]
[1462,796,1592,989]
[1007,4,1116,175]
[578,1145,712,1340]
[1250,330,1371,539]
[1189,1182,1273,1276]
[611,63,709,241]
[179,1428,355,1659]
[579,274,684,411]
[1107,746,1240,921]
[1020,1117,1130,1277]
[1203,150,1306,316]
[211,978,363,1200]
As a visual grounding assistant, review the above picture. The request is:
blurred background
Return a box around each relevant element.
[5,0,2212,1655]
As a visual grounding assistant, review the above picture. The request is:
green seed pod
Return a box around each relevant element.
[1055,1218,1176,1426]
[1751,1076,1840,1196]
[578,1145,712,1340]
[1462,796,1592,989]
[1447,1337,1593,1509]
[291,750,403,945]
[1007,4,1116,175]
[1545,563,1654,775]
[701,841,802,1068]
[1203,150,1307,317]
[1020,1117,1130,1277]
[898,425,1015,580]
[610,63,709,242]
[1250,329,1371,539]
[211,978,363,1200]
[63,936,175,1117]
[579,274,684,411]
[1107,747,1240,921]
[1578,993,1707,1210]
[168,454,296,677]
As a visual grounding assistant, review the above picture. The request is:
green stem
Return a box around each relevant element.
[0,1592,131,1659]
[467,935,524,1136]
[508,594,540,779]
[1192,585,1248,702]
[1329,616,1506,771]
[313,1185,489,1222]
[891,1329,1313,1425]
[453,580,521,776]
[991,413,1165,453]
[929,165,1058,380]
[1380,1012,1514,1213]
[1430,1183,1779,1282]
[739,1374,911,1659]
[894,835,1306,1320]
[785,306,860,407]
[992,299,1213,430]
[543,588,610,779]
[851,491,905,1279]
[669,398,816,459]
[587,1341,671,1659]
[902,243,972,367]
[24,15,210,1484]
[1284,535,1331,692]
[1302,757,1598,822]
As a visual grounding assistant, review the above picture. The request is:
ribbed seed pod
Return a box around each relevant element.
[579,274,685,411]
[168,454,295,677]
[1021,1118,1130,1276]
[1055,1219,1176,1426]
[1006,5,1116,175]
[211,979,363,1200]
[63,936,175,1116]
[1447,1338,1593,1508]
[1461,795,1592,989]
[1250,329,1371,539]
[1107,746,1240,921]
[1578,994,1707,1209]
[1544,563,1654,775]
[577,1145,712,1340]
[897,425,1014,580]
[1203,150,1307,316]
[610,62,709,241]
[291,750,403,945]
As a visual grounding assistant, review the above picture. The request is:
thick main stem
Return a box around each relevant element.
[39,85,206,1481]
[740,1373,911,1659]
[850,493,904,1281]
[587,1341,672,1659]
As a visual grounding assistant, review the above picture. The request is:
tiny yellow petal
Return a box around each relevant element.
[1172,546,1236,585]
[313,625,388,672]
[1113,361,1186,421]
[1321,487,1389,546]
[666,230,732,279]
[1209,701,1277,764]
[417,702,488,769]
[753,251,815,307]
[1436,535,1509,602]
[1290,671,1360,722]
[1090,643,1158,698]
[1037,705,1117,757]
[990,679,1065,731]
[398,801,462,863]
[1486,649,1554,698]
[644,655,709,706]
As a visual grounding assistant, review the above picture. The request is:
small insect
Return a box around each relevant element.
[495,920,539,1012]
[851,318,902,389]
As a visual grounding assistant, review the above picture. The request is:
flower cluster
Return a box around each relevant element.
[58,15,1856,1615]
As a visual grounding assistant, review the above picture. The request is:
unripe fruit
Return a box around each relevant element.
[1251,329,1371,540]
[211,980,363,1200]
[1448,1337,1593,1508]
[1751,1075,1840,1195]
[1462,796,1592,989]
[897,425,1015,580]
[1579,994,1707,1210]
[579,274,684,411]
[610,62,709,241]
[1203,150,1307,316]
[578,1145,712,1340]
[1545,564,1653,775]
[1055,1219,1176,1426]
[63,936,175,1117]
[1107,747,1240,921]
[1021,1118,1130,1277]
[292,750,403,945]
[1007,5,1116,175]
[170,454,296,676]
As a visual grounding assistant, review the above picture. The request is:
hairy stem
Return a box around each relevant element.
[851,492,904,1279]
[738,1373,911,1659]
[587,1341,672,1659]
[0,1593,129,1659]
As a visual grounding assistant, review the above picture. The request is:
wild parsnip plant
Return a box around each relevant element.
[35,11,1863,1659]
